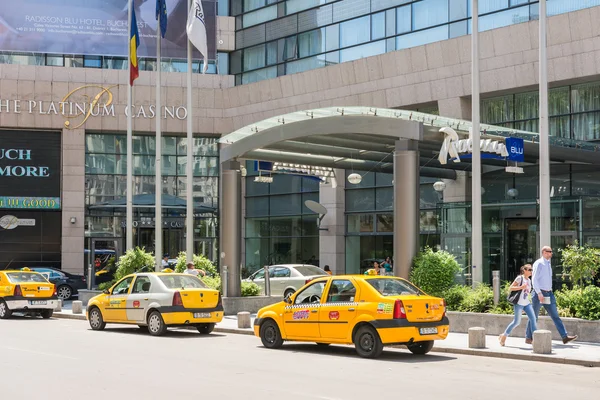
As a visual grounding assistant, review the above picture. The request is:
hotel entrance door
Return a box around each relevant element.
[135,228,184,260]
[505,219,537,280]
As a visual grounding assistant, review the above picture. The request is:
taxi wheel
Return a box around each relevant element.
[40,310,53,319]
[260,319,283,349]
[407,340,434,355]
[354,325,384,359]
[0,300,13,319]
[88,307,106,331]
[197,323,215,335]
[147,311,167,336]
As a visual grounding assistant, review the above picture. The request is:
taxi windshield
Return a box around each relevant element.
[6,272,48,283]
[366,278,423,296]
[159,275,207,289]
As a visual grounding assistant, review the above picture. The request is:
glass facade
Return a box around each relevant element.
[481,81,600,141]
[345,171,441,275]
[244,162,320,276]
[85,134,219,263]
[231,0,600,85]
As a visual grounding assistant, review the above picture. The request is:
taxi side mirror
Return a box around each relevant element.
[103,289,110,295]
[284,297,292,304]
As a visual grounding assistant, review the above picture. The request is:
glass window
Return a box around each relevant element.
[366,278,423,296]
[266,41,278,65]
[449,20,468,38]
[340,40,386,63]
[550,86,570,115]
[480,5,529,32]
[375,187,393,211]
[272,267,291,278]
[340,16,370,48]
[245,238,270,268]
[293,281,326,304]
[325,24,340,51]
[298,28,326,58]
[86,134,116,154]
[246,197,269,217]
[372,12,385,40]
[269,194,302,216]
[386,8,396,37]
[243,45,266,71]
[396,5,411,34]
[413,0,449,30]
[112,276,134,295]
[243,5,277,28]
[282,36,298,61]
[159,275,206,289]
[295,265,327,276]
[326,279,356,302]
[269,216,301,236]
[480,0,509,14]
[346,189,375,212]
[449,0,468,21]
[132,276,152,293]
[572,82,600,113]
[287,0,328,14]
[573,111,600,141]
[347,214,374,233]
[242,66,278,84]
[481,95,514,124]
[6,272,47,283]
[397,25,448,50]
[376,214,393,233]
[287,54,326,74]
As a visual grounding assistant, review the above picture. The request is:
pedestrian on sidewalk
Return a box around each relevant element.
[525,246,577,345]
[324,265,332,275]
[499,264,537,346]
[184,262,206,277]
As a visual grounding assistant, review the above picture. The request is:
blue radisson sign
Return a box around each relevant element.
[438,127,525,165]
[505,137,525,162]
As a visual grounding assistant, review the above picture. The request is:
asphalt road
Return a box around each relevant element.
[1,317,599,400]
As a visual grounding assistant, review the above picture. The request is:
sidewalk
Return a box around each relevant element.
[54,308,600,367]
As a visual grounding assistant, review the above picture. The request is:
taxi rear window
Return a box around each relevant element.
[159,275,207,289]
[366,278,423,296]
[6,273,48,283]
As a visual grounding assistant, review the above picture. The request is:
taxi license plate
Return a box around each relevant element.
[419,327,438,335]
[194,312,211,318]
[30,300,47,305]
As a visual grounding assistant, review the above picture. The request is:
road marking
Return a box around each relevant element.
[2,346,79,361]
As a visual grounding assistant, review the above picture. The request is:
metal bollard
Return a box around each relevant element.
[264,265,271,297]
[222,266,228,298]
[492,270,500,305]
[87,264,93,290]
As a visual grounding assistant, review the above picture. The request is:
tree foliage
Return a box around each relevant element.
[411,247,461,297]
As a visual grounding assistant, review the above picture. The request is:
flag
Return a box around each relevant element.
[156,0,167,38]
[129,6,140,86]
[187,0,209,73]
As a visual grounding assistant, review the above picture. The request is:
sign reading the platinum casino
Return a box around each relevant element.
[0,84,188,130]
[0,131,61,209]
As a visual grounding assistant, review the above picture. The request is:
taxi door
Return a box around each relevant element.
[126,276,152,322]
[104,276,134,322]
[282,280,326,339]
[318,279,359,340]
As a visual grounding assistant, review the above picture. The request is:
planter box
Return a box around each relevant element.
[77,289,102,306]
[222,296,283,316]
[447,311,600,343]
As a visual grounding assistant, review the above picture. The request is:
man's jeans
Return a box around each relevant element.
[525,290,568,339]
[504,303,537,336]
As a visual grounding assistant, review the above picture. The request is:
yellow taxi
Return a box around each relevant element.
[0,269,59,319]
[254,275,449,358]
[86,272,224,336]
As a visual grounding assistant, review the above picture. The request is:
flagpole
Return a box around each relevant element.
[126,0,133,252]
[471,0,483,287]
[539,0,551,248]
[155,12,163,271]
[186,0,194,264]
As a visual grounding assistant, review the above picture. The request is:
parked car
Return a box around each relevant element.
[254,275,449,358]
[244,264,329,300]
[86,272,224,336]
[0,269,59,319]
[30,267,87,300]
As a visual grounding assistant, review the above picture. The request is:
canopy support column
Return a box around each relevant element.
[220,160,242,297]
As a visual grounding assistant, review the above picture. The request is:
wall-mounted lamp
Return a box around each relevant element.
[70,217,77,224]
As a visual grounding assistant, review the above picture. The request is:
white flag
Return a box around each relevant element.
[187,0,209,73]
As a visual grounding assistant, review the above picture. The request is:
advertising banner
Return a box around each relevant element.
[0,0,216,59]
[0,131,61,210]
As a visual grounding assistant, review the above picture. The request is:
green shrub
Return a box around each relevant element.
[202,275,222,292]
[411,247,461,297]
[174,252,217,276]
[555,286,581,318]
[241,281,261,297]
[574,286,600,320]
[459,284,494,313]
[99,247,155,289]
[442,285,470,311]
[560,242,600,286]
[98,281,113,291]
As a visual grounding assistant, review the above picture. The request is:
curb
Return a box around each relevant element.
[52,313,598,367]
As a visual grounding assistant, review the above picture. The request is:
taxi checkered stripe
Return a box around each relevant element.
[285,302,358,310]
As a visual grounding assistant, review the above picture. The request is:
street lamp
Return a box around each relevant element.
[347,173,362,185]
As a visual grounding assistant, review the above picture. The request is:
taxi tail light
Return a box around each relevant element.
[217,293,222,308]
[305,279,312,284]
[393,299,407,319]
[14,285,22,297]
[53,284,57,296]
[172,291,183,306]
[442,299,447,317]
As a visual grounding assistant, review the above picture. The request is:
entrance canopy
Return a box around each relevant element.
[90,194,216,213]
[219,107,600,178]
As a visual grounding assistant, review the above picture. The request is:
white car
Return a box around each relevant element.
[244,264,328,299]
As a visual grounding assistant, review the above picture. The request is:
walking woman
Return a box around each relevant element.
[499,264,538,346]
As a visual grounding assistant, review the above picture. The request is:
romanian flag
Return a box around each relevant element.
[130,7,140,86]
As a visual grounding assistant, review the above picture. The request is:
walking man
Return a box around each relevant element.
[525,246,577,344]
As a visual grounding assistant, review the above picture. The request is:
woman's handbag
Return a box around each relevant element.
[507,276,524,305]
